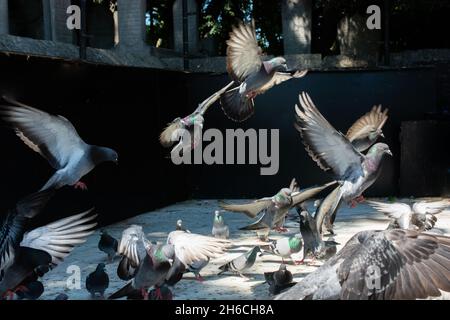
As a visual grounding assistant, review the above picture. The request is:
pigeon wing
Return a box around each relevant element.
[258,70,308,94]
[167,231,230,267]
[291,181,337,207]
[219,198,273,218]
[294,92,364,179]
[226,20,263,82]
[338,229,450,300]
[20,209,97,265]
[412,199,450,215]
[346,105,388,142]
[0,98,86,169]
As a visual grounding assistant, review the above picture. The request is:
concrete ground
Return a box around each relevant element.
[39,198,450,300]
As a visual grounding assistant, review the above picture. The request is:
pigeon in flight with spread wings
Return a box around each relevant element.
[220,178,336,232]
[294,92,392,234]
[220,20,307,122]
[159,81,234,155]
[0,199,97,298]
[346,105,388,152]
[275,229,450,300]
[0,96,118,191]
[368,199,450,231]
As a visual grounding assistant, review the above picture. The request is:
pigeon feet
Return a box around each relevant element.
[74,181,88,191]
[195,274,205,282]
[154,287,163,300]
[141,288,149,300]
[293,259,304,265]
[1,290,15,300]
[274,227,288,233]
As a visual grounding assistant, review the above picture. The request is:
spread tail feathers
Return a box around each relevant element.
[220,87,254,122]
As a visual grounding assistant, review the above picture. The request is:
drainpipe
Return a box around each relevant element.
[182,0,189,70]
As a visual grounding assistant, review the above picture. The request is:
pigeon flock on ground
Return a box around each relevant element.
[0,20,449,301]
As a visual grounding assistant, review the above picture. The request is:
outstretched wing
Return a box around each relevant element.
[20,209,97,265]
[346,105,388,142]
[258,70,308,94]
[117,225,147,268]
[294,92,364,179]
[291,181,337,207]
[338,229,450,300]
[412,199,450,215]
[0,97,86,169]
[219,198,273,218]
[167,231,230,267]
[226,20,263,82]
[367,201,412,219]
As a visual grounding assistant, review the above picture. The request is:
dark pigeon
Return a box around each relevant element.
[86,263,109,299]
[15,280,44,300]
[264,264,296,295]
[54,293,69,300]
[98,230,118,262]
[221,20,307,122]
[218,246,261,278]
[0,207,97,298]
[276,229,450,300]
[0,96,118,191]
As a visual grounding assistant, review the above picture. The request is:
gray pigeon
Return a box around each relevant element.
[212,211,230,239]
[220,20,307,122]
[294,92,392,233]
[86,263,109,299]
[276,229,450,300]
[368,199,450,231]
[0,208,97,298]
[260,236,303,264]
[0,96,118,191]
[98,230,118,262]
[54,293,68,300]
[297,208,338,263]
[111,226,229,299]
[160,81,234,154]
[264,264,296,295]
[218,246,261,277]
[346,105,388,152]
[220,178,336,232]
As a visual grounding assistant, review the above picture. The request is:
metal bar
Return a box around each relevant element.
[182,0,189,70]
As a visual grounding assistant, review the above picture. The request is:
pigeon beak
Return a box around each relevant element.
[386,149,393,156]
[380,132,385,138]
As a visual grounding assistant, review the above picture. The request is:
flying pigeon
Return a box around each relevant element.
[0,208,97,298]
[276,229,450,300]
[86,263,109,299]
[368,199,450,231]
[218,246,261,277]
[220,20,308,122]
[297,208,338,263]
[264,264,296,295]
[159,81,234,154]
[98,230,118,262]
[346,105,388,152]
[212,211,230,239]
[294,92,392,232]
[220,178,336,232]
[0,96,118,191]
[260,236,303,264]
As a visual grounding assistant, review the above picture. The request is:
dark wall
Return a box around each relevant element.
[186,68,438,199]
[0,53,191,227]
[0,53,441,228]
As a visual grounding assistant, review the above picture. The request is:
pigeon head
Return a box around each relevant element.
[214,210,224,222]
[279,263,287,271]
[368,126,384,141]
[92,146,119,165]
[369,143,392,157]
[96,263,106,272]
[268,57,288,72]
[274,188,293,207]
[176,219,183,228]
